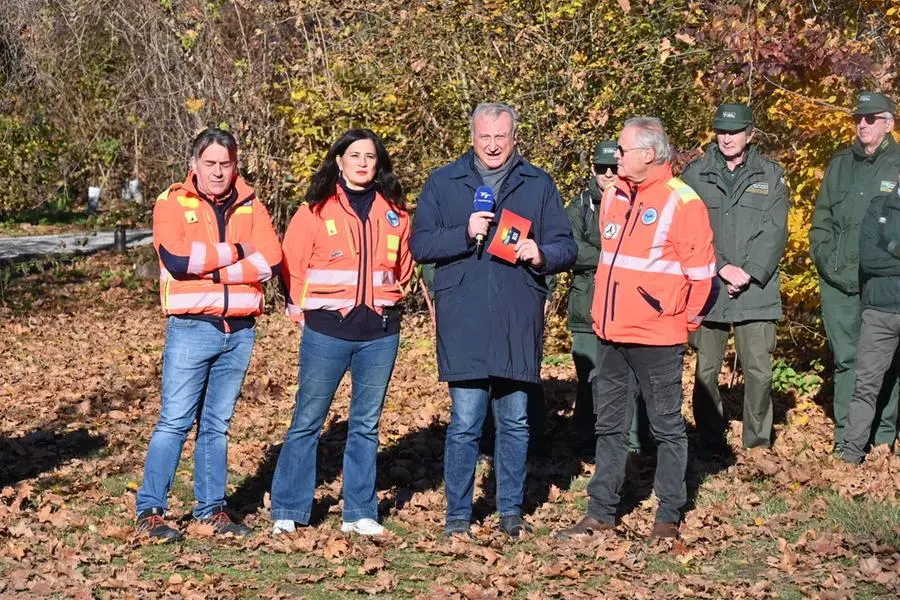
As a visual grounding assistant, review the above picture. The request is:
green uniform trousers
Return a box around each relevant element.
[572,331,651,454]
[819,279,898,448]
[692,320,775,449]
[842,309,900,462]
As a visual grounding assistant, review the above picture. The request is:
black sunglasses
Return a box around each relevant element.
[853,114,888,125]
[593,163,618,175]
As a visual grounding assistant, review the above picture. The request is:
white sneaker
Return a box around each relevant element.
[341,518,385,536]
[272,519,296,535]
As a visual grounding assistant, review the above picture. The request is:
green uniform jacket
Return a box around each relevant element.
[859,190,900,314]
[810,136,900,294]
[681,144,789,323]
[565,178,602,333]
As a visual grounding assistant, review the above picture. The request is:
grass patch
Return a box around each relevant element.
[822,491,900,547]
[542,353,572,367]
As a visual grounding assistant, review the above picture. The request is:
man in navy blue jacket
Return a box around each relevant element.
[410,102,576,538]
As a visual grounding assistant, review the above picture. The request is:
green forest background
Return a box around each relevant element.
[1,0,898,371]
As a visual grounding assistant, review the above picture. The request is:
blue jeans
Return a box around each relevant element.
[445,379,529,522]
[136,317,255,518]
[270,327,399,524]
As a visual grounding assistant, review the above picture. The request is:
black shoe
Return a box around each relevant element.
[136,507,183,543]
[444,519,472,538]
[201,510,252,537]
[499,515,534,538]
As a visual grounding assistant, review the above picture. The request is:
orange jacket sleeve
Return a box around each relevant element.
[210,199,282,285]
[153,187,244,278]
[280,204,317,323]
[672,196,717,330]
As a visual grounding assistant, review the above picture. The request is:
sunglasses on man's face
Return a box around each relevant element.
[593,163,618,175]
[853,114,888,125]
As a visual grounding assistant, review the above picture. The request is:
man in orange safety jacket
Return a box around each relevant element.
[555,117,716,542]
[136,127,281,542]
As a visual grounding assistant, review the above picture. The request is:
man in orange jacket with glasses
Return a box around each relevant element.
[555,117,716,542]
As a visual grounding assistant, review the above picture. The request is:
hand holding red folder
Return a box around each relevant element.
[486,208,533,264]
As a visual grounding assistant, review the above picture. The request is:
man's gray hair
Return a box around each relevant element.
[470,102,519,137]
[623,116,671,165]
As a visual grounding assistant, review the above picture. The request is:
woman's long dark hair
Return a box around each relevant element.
[306,128,405,211]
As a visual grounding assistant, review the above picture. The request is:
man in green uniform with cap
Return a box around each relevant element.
[810,91,900,452]
[683,103,789,452]
[565,140,650,459]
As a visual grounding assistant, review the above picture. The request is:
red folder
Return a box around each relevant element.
[487,208,533,264]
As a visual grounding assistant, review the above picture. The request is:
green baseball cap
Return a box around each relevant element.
[853,91,895,116]
[593,140,618,166]
[713,103,753,131]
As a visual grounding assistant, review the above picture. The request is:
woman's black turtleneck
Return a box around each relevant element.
[303,176,400,341]
[339,176,377,223]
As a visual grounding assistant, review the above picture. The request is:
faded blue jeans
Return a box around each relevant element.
[270,327,399,524]
[136,316,255,518]
[444,379,529,522]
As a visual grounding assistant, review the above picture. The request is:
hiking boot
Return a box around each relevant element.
[552,515,615,540]
[201,510,252,537]
[499,515,534,538]
[136,507,183,543]
[444,519,473,538]
[649,521,680,541]
[341,518,385,536]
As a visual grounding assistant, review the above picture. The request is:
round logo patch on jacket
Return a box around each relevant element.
[641,208,658,225]
[602,223,620,239]
[386,210,400,228]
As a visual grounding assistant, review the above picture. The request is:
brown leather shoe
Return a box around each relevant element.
[649,521,680,541]
[553,516,615,540]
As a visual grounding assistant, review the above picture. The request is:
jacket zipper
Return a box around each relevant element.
[834,229,844,273]
[610,281,619,321]
[601,188,639,338]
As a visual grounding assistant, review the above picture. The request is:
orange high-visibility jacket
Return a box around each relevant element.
[280,188,414,322]
[591,163,716,346]
[152,172,282,319]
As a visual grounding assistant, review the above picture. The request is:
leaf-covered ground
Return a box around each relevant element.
[1,252,898,599]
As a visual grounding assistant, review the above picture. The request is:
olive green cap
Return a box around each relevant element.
[853,92,895,116]
[593,140,618,165]
[713,103,753,131]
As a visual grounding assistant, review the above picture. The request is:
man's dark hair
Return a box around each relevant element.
[306,128,405,211]
[190,127,238,162]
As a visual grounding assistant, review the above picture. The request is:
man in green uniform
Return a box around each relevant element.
[841,169,900,463]
[683,104,789,452]
[810,92,900,452]
[566,141,650,459]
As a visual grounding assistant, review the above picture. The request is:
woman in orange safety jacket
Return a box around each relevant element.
[270,129,413,536]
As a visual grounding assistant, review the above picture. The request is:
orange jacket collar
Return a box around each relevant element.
[616,163,674,195]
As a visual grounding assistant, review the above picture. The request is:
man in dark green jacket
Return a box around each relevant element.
[841,175,900,463]
[809,92,900,451]
[683,103,789,451]
[566,141,649,458]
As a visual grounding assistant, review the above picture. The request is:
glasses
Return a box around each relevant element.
[616,145,647,155]
[853,114,889,125]
[593,163,617,175]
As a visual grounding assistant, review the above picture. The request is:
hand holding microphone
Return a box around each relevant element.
[471,186,495,258]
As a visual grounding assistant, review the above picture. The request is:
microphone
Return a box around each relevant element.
[473,185,495,258]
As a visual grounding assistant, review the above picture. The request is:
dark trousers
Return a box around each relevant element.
[843,309,900,462]
[573,331,653,454]
[587,339,687,524]
[692,321,775,449]
[820,279,898,447]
